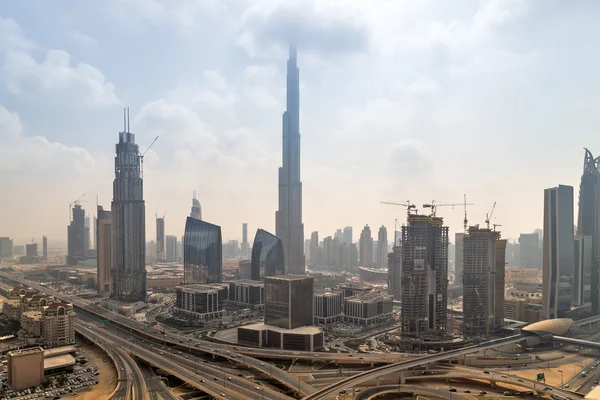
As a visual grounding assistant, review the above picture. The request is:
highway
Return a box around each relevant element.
[138,364,180,400]
[353,384,472,400]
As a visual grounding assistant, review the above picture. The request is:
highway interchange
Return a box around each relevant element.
[0,271,595,400]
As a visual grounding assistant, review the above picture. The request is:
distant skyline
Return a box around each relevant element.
[0,1,598,246]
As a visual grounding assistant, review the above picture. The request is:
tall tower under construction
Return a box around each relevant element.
[462,226,507,338]
[400,214,449,336]
[111,109,147,302]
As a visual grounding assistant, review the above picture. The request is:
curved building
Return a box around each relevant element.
[522,318,573,337]
[190,191,202,220]
[184,217,222,284]
[251,229,284,280]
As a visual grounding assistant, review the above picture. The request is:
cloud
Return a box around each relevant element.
[388,139,434,181]
[237,0,369,56]
[0,18,119,107]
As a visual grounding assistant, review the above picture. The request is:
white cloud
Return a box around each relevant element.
[0,18,120,107]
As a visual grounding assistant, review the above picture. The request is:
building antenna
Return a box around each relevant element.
[126,107,130,132]
[123,108,126,132]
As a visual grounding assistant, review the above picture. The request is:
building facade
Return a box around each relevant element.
[183,217,222,284]
[264,275,313,329]
[519,232,541,268]
[401,214,449,336]
[166,235,177,262]
[97,206,112,293]
[241,223,249,258]
[0,237,13,258]
[110,112,147,302]
[174,284,228,320]
[67,204,86,265]
[156,217,165,261]
[228,280,264,308]
[343,293,393,326]
[574,235,593,306]
[387,246,402,300]
[313,290,343,324]
[275,46,305,275]
[542,185,575,319]
[454,233,465,287]
[42,236,47,259]
[377,226,388,269]
[251,229,284,280]
[190,192,202,220]
[359,225,374,267]
[8,348,44,391]
[42,302,76,347]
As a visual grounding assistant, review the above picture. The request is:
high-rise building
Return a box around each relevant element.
[241,223,249,257]
[542,185,574,319]
[110,109,147,302]
[387,246,402,300]
[42,237,47,259]
[67,204,86,265]
[97,206,112,293]
[334,229,343,242]
[359,225,373,267]
[454,233,465,287]
[190,191,202,220]
[462,226,507,338]
[156,217,165,261]
[251,229,284,280]
[519,233,541,268]
[25,243,38,257]
[93,216,97,250]
[574,235,593,306]
[401,214,449,336]
[7,347,44,391]
[264,275,313,329]
[577,149,600,314]
[275,45,305,275]
[184,217,222,284]
[343,227,353,246]
[0,237,13,258]
[309,231,320,267]
[84,216,91,251]
[166,235,177,262]
[377,226,388,269]
[177,236,183,262]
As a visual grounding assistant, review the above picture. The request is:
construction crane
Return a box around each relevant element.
[140,135,159,177]
[380,200,417,216]
[62,192,86,223]
[493,224,502,231]
[423,200,474,217]
[485,202,497,229]
[463,194,469,233]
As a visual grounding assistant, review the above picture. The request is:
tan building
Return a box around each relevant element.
[97,206,112,293]
[42,303,76,347]
[21,311,42,339]
[504,296,542,324]
[7,347,44,391]
[2,300,22,320]
[505,267,540,283]
[147,276,181,291]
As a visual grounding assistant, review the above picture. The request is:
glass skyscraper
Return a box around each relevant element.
[251,229,284,280]
[184,217,222,284]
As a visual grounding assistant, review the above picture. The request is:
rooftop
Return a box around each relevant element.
[346,293,392,303]
[240,323,322,335]
[8,347,44,356]
[265,275,313,282]
[230,279,264,287]
[522,318,573,336]
[44,354,76,371]
[176,283,229,292]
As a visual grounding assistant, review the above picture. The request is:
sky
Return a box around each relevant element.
[1,0,600,247]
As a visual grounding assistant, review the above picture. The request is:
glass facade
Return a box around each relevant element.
[251,229,284,280]
[264,276,314,329]
[184,217,222,284]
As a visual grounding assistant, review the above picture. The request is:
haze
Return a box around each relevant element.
[0,0,597,246]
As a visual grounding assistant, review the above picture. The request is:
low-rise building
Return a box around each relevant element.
[21,311,43,339]
[343,293,393,326]
[227,280,264,309]
[174,284,229,320]
[313,290,343,325]
[8,347,44,391]
[237,323,323,351]
[42,303,76,348]
[336,282,373,300]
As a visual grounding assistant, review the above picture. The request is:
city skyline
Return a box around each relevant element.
[1,2,600,245]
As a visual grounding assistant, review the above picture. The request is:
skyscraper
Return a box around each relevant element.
[0,238,13,258]
[401,214,449,336]
[190,191,202,220]
[97,206,112,293]
[166,235,177,262]
[241,223,249,257]
[577,149,600,314]
[251,229,284,280]
[156,217,165,261]
[454,233,465,287]
[377,226,388,269]
[359,225,373,267]
[264,275,314,329]
[42,236,47,259]
[542,185,574,319]
[275,45,305,275]
[67,204,86,265]
[462,226,506,338]
[84,216,90,251]
[343,227,353,246]
[110,109,147,302]
[93,216,97,250]
[519,232,541,268]
[574,235,593,306]
[309,231,321,268]
[387,245,402,300]
[183,217,222,284]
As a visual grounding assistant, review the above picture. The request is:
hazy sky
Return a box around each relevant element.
[1,0,599,247]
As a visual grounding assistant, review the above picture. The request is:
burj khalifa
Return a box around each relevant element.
[276,45,305,275]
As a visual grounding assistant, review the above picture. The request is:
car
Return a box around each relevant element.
[464,390,471,393]
[356,388,362,393]
[213,377,218,381]
[518,379,524,382]
[255,386,261,390]
[260,362,265,366]
[227,377,232,380]
[200,379,205,383]
[484,371,490,374]
[501,375,508,378]
[479,391,487,395]
[449,388,457,392]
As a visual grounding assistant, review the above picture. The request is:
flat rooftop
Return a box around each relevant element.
[264,275,313,282]
[44,346,77,357]
[240,323,321,335]
[176,283,228,292]
[44,354,76,370]
[230,279,264,287]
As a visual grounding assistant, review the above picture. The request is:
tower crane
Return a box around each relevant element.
[63,192,86,223]
[485,202,497,229]
[463,194,468,233]
[140,135,159,177]
[423,200,474,217]
[380,200,417,216]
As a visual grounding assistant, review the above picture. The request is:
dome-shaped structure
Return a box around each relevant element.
[522,318,573,336]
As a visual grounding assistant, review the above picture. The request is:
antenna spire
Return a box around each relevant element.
[123,108,126,132]
[126,107,130,132]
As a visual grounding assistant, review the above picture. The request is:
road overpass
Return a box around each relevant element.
[354,384,472,400]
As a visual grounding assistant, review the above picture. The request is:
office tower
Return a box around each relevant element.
[67,204,86,265]
[42,237,47,259]
[156,217,165,261]
[97,206,112,293]
[462,226,507,338]
[264,275,313,329]
[519,233,541,268]
[574,235,593,306]
[304,239,311,258]
[387,245,402,300]
[84,216,90,251]
[577,149,600,314]
[334,229,343,242]
[454,233,465,287]
[93,216,97,250]
[166,235,177,262]
[542,185,575,319]
[309,231,319,267]
[7,347,44,391]
[183,217,222,284]
[0,237,13,258]
[25,243,37,257]
[350,244,359,270]
[401,214,449,336]
[110,109,147,302]
[313,290,343,324]
[275,45,305,275]
[190,191,202,220]
[177,236,184,262]
[343,227,353,246]
[241,223,249,257]
[377,226,388,269]
[359,225,373,267]
[251,229,284,280]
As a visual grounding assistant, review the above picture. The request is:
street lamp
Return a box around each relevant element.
[558,369,564,389]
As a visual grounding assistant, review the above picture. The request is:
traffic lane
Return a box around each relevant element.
[139,363,179,400]
[354,385,472,400]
